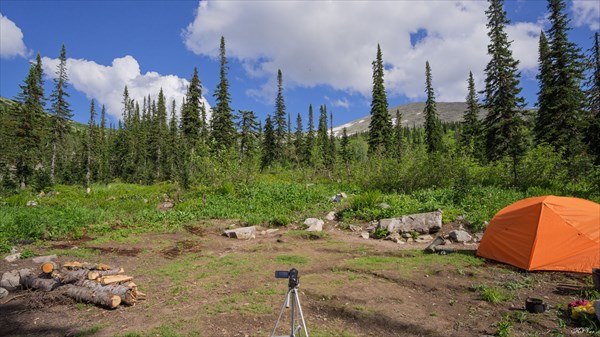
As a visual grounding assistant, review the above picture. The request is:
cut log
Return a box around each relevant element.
[41,261,59,274]
[21,274,61,292]
[87,267,124,280]
[55,269,90,284]
[62,262,112,271]
[62,284,121,309]
[76,280,136,305]
[99,275,133,285]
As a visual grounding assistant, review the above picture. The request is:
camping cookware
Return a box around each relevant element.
[525,298,548,313]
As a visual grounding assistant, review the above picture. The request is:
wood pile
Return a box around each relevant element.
[0,257,145,309]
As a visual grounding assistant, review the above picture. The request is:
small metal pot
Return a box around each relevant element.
[525,298,548,313]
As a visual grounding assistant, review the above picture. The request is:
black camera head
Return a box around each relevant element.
[275,268,299,288]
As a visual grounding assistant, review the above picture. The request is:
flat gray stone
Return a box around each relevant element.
[416,234,433,243]
[449,230,472,243]
[4,253,20,263]
[378,210,442,234]
[32,255,57,264]
[349,225,362,232]
[224,226,256,240]
[0,270,21,291]
[325,212,336,221]
[304,218,324,232]
[0,287,8,299]
[360,231,370,239]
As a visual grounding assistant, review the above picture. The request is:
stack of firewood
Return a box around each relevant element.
[1,258,145,309]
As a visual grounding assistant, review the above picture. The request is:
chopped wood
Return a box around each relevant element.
[62,261,113,271]
[41,261,59,274]
[21,274,61,292]
[99,275,133,285]
[62,284,121,309]
[88,267,124,280]
[63,261,83,269]
[135,291,146,300]
[55,269,90,284]
[76,280,136,305]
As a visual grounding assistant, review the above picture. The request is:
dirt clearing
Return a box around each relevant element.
[0,223,592,337]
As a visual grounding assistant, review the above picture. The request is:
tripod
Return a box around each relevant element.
[270,285,309,337]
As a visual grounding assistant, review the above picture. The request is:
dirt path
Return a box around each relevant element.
[0,224,591,337]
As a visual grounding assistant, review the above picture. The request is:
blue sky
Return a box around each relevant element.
[1,1,599,127]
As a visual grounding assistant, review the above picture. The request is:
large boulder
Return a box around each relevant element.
[304,218,324,232]
[378,210,443,234]
[223,226,256,240]
[449,230,472,243]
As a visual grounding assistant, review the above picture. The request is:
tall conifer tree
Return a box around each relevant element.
[261,115,276,169]
[423,61,443,154]
[482,0,526,181]
[304,104,315,165]
[49,44,73,182]
[86,100,97,188]
[586,32,600,163]
[238,110,259,159]
[294,113,304,164]
[536,0,586,160]
[181,68,203,149]
[461,71,482,158]
[368,44,392,155]
[211,36,236,152]
[274,69,287,160]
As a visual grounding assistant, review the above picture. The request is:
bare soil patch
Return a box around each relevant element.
[0,222,592,337]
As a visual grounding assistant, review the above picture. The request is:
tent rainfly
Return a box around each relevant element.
[476,196,600,274]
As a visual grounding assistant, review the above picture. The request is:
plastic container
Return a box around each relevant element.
[526,298,547,313]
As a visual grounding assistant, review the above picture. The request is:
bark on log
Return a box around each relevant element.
[62,285,121,309]
[55,269,90,284]
[41,261,59,274]
[21,274,61,292]
[63,262,112,271]
[76,280,136,305]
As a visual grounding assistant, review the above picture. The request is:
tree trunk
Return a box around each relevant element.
[63,284,121,309]
[76,280,136,305]
[21,274,61,292]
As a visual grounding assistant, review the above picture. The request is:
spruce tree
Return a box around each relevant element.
[181,67,203,150]
[15,53,47,187]
[155,89,168,179]
[482,0,526,184]
[536,0,586,160]
[86,100,97,187]
[317,104,329,160]
[49,44,73,182]
[423,61,443,154]
[238,110,259,159]
[97,105,109,183]
[461,71,482,158]
[211,36,236,152]
[165,100,179,180]
[294,113,304,164]
[340,128,350,170]
[327,111,336,168]
[304,104,315,165]
[274,69,287,160]
[261,115,276,169]
[585,32,600,163]
[535,32,552,141]
[368,44,392,155]
[393,109,403,158]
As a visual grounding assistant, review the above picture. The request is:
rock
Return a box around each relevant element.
[0,287,8,299]
[401,232,412,239]
[366,225,377,233]
[349,225,362,232]
[325,212,336,221]
[360,232,370,239]
[425,236,446,253]
[157,201,174,211]
[86,187,91,194]
[26,200,37,207]
[107,196,116,201]
[38,191,45,198]
[1,270,21,291]
[405,238,414,243]
[304,218,324,232]
[385,232,400,241]
[223,226,256,240]
[449,230,472,243]
[4,253,20,263]
[415,234,433,244]
[143,198,149,204]
[32,255,57,264]
[378,210,443,234]
[46,190,57,197]
[378,203,391,209]
[473,232,484,243]
[456,215,465,221]
[266,229,279,234]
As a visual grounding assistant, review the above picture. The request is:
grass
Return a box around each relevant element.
[474,284,512,303]
[344,250,484,275]
[275,254,309,265]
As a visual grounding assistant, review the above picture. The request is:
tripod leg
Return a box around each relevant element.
[290,289,296,337]
[294,289,309,337]
[270,288,293,337]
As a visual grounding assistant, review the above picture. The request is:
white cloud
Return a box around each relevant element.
[41,55,210,121]
[572,0,600,30]
[0,13,28,58]
[183,1,541,103]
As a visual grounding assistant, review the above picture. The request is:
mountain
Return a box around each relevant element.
[331,102,477,137]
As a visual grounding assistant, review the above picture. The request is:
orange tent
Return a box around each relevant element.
[476,196,600,274]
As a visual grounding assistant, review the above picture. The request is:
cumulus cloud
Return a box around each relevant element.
[41,55,210,121]
[183,1,541,103]
[0,13,28,58]
[572,0,600,30]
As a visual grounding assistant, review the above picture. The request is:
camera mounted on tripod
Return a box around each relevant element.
[275,268,299,289]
